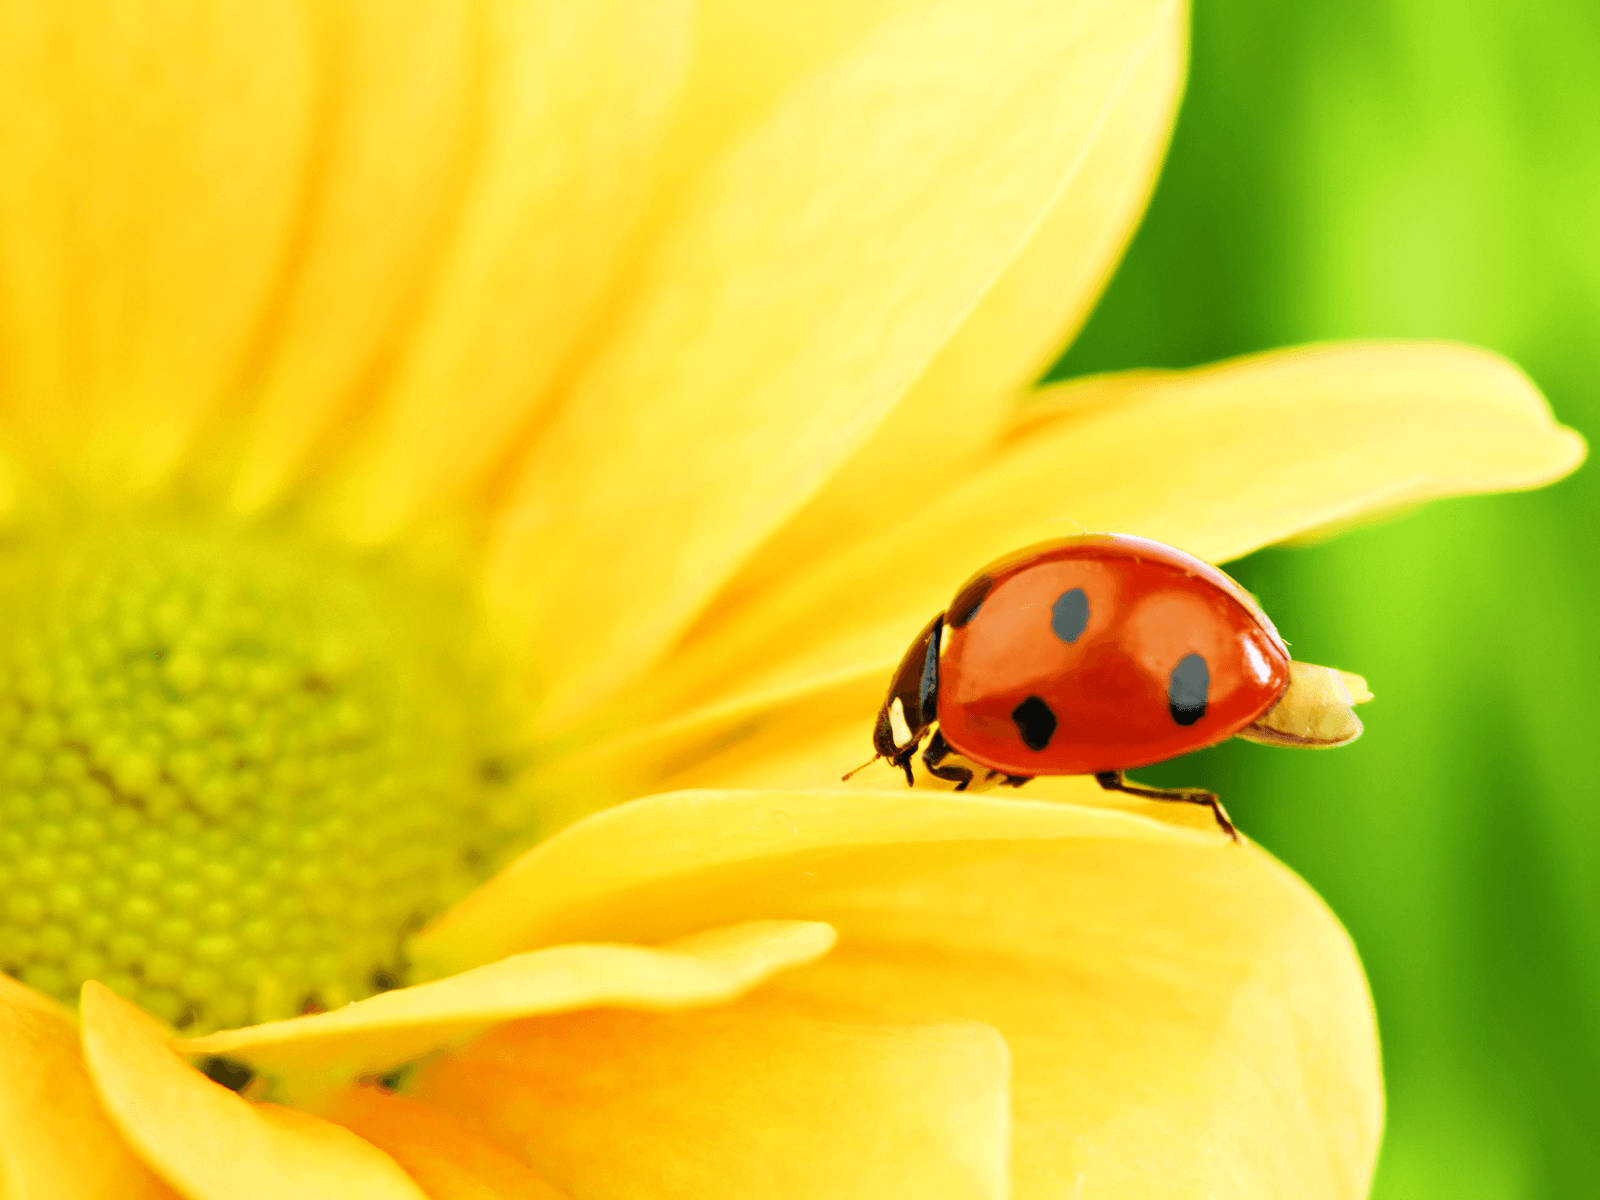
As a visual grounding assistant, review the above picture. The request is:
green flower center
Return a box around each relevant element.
[0,512,527,1033]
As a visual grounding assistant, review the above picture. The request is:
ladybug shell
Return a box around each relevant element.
[936,534,1291,776]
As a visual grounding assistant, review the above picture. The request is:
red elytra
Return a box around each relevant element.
[941,534,1291,774]
[860,534,1296,837]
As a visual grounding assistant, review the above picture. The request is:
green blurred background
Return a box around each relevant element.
[1051,1,1599,1194]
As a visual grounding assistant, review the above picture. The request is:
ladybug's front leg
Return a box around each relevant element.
[1094,771,1241,842]
[872,706,925,785]
[922,729,975,791]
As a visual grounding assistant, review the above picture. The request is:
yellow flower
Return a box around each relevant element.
[0,1,1582,1198]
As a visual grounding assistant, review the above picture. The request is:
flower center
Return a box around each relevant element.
[0,512,526,1032]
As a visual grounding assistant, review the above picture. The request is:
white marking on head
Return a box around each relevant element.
[888,697,913,746]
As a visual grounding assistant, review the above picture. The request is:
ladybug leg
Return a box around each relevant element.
[889,736,924,786]
[922,730,975,791]
[982,770,1031,788]
[1093,771,1241,843]
[873,705,925,785]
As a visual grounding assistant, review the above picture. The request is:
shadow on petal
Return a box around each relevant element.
[415,996,1010,1200]
[330,1086,568,1199]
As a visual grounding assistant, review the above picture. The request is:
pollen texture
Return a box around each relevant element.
[0,514,524,1033]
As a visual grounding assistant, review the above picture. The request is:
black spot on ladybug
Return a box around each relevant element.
[1050,587,1090,643]
[947,574,993,628]
[1168,653,1210,726]
[1011,695,1057,751]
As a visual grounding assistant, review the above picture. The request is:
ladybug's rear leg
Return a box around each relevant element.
[1094,771,1241,843]
[982,770,1031,788]
[922,729,974,791]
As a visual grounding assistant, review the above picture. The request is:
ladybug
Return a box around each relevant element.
[855,533,1369,840]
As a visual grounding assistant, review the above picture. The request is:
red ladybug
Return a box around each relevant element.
[856,533,1368,839]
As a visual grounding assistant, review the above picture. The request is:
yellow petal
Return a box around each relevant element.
[179,921,833,1085]
[657,0,922,193]
[487,0,1181,729]
[0,1,312,492]
[329,1087,567,1200]
[711,4,1187,613]
[0,444,21,522]
[414,999,1009,1200]
[548,669,883,802]
[906,3,1186,430]
[416,789,1205,973]
[639,340,1585,728]
[0,975,173,1200]
[417,789,1379,1197]
[769,839,1378,1197]
[307,0,693,540]
[222,0,482,514]
[79,984,426,1200]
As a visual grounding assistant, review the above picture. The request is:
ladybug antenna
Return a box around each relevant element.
[840,754,881,782]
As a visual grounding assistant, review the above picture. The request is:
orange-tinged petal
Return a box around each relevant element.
[0,976,173,1200]
[178,921,833,1085]
[637,340,1585,729]
[712,4,1187,610]
[330,1087,567,1200]
[414,999,1009,1200]
[311,0,693,540]
[79,983,426,1200]
[0,1,312,492]
[487,0,1180,730]
[417,789,1378,1197]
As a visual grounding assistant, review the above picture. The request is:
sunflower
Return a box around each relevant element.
[0,1,1582,1197]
